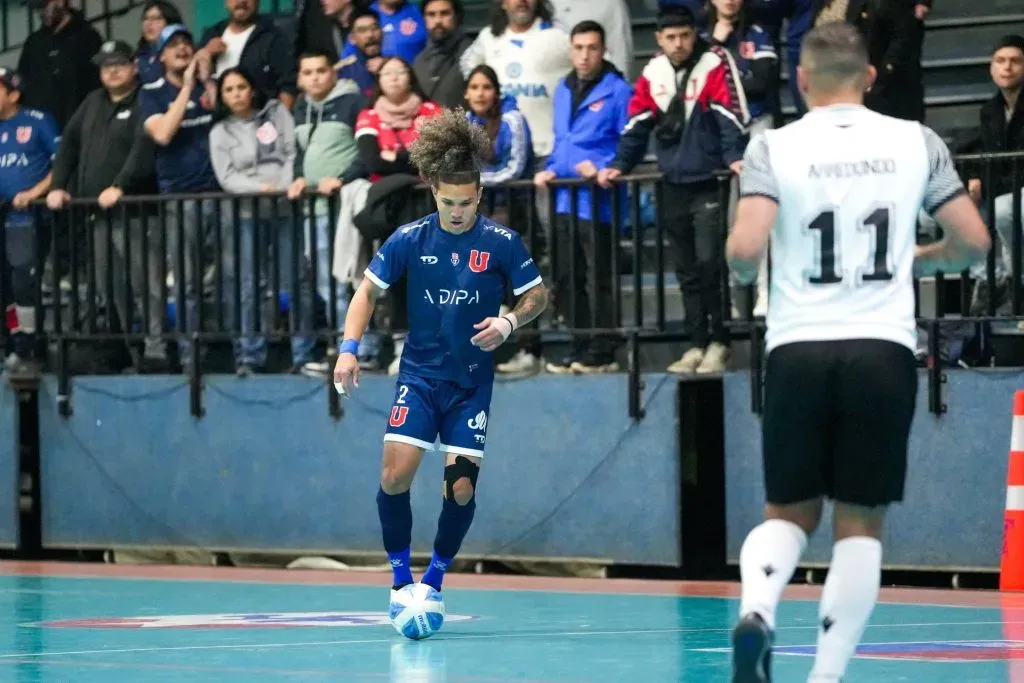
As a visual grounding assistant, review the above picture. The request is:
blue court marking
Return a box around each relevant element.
[0,571,1020,682]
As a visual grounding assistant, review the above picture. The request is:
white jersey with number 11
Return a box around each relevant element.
[739,103,966,354]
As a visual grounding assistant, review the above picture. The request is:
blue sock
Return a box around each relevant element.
[422,496,476,591]
[376,487,413,588]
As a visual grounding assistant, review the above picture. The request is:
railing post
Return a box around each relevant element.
[926,319,946,416]
[10,372,42,559]
[326,348,343,421]
[56,336,72,418]
[630,188,643,329]
[189,333,204,419]
[0,204,7,355]
[1012,158,1023,316]
[653,180,666,331]
[749,319,764,415]
[627,331,645,421]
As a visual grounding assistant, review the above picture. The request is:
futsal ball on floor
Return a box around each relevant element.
[389,583,446,640]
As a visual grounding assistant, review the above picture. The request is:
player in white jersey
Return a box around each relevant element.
[724,22,991,683]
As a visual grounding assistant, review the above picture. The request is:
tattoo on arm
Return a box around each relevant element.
[509,285,549,327]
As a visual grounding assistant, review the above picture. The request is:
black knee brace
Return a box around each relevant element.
[444,456,480,501]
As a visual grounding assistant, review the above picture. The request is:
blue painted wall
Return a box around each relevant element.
[0,384,17,548]
[35,373,681,565]
[724,370,1020,571]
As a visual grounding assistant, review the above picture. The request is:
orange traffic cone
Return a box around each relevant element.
[1001,391,1024,591]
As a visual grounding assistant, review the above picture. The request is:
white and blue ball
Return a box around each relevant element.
[389,583,446,640]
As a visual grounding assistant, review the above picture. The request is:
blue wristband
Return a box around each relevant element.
[340,339,360,355]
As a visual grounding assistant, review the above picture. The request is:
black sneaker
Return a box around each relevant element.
[732,612,773,683]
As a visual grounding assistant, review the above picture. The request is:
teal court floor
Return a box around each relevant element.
[1,561,1024,682]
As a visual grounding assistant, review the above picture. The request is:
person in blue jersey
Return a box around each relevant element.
[342,0,428,65]
[333,108,549,598]
[141,24,221,370]
[464,66,533,190]
[706,0,778,131]
[336,7,385,97]
[0,69,60,372]
[705,0,778,318]
[535,20,632,375]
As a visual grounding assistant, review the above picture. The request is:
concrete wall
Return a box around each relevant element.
[724,369,1018,571]
[34,372,683,564]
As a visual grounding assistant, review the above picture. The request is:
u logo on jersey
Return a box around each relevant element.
[468,250,490,273]
[389,406,408,427]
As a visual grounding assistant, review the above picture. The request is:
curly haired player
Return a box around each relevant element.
[333,108,549,599]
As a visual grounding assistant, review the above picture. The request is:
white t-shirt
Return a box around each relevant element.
[738,104,966,354]
[214,24,256,78]
[460,17,571,158]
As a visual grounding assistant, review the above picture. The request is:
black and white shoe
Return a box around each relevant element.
[731,612,773,683]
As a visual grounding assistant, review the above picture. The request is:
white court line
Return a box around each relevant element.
[18,573,1007,610]
[2,622,1021,660]
[0,589,115,596]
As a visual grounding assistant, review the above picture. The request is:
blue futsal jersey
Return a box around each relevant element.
[365,212,543,389]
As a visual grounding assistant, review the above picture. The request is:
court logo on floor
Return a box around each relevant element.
[31,611,481,629]
[698,640,1024,662]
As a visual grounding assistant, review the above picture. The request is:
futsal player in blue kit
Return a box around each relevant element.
[333,108,549,599]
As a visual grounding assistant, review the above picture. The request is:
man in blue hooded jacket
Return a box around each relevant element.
[534,20,631,374]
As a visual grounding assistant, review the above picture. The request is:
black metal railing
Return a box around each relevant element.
[1,152,1022,420]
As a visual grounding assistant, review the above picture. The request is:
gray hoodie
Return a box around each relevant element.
[209,99,296,197]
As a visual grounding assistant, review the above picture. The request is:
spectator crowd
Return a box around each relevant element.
[0,0,1021,378]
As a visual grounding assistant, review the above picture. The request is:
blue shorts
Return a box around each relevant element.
[383,374,493,458]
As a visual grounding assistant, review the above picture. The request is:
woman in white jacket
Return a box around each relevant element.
[209,67,316,375]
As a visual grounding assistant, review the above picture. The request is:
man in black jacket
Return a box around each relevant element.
[195,0,298,109]
[45,40,166,372]
[413,0,473,108]
[965,35,1024,291]
[17,0,103,131]
[295,0,355,63]
[812,0,922,121]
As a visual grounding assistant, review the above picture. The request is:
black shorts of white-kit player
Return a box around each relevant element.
[761,338,918,507]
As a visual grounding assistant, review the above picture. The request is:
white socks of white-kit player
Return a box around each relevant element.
[739,518,809,630]
[807,536,883,683]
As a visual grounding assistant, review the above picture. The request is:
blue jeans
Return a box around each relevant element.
[919,190,1024,283]
[225,216,316,368]
[167,199,216,365]
[305,214,379,359]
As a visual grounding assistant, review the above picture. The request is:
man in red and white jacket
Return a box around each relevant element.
[598,6,749,375]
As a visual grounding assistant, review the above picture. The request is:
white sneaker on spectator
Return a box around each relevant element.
[3,353,22,373]
[667,347,704,374]
[388,339,405,376]
[497,350,540,376]
[301,360,330,378]
[696,342,730,374]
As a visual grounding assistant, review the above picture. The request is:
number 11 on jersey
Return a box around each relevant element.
[806,205,894,285]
